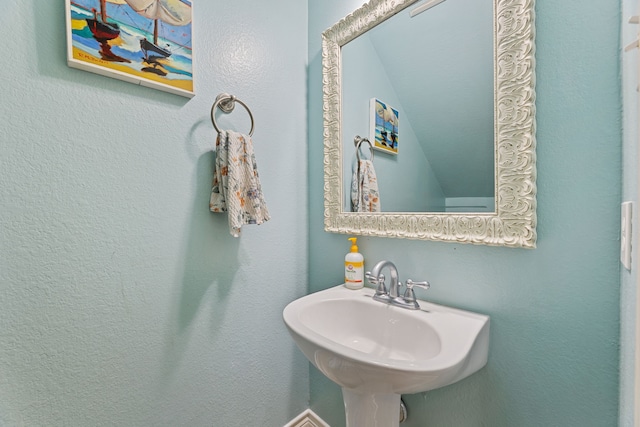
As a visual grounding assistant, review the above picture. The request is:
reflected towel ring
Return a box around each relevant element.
[354,135,374,162]
[211,93,255,136]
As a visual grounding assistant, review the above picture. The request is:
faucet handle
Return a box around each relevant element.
[366,272,387,295]
[403,279,431,306]
[405,279,430,290]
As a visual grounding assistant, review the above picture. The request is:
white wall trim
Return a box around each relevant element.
[635,273,640,427]
[284,409,330,427]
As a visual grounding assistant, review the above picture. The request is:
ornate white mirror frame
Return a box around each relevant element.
[322,0,536,248]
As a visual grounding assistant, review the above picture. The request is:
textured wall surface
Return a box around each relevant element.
[308,0,622,426]
[0,1,309,425]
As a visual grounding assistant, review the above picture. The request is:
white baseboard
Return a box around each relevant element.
[284,409,330,427]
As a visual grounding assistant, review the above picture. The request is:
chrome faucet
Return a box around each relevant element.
[366,260,430,310]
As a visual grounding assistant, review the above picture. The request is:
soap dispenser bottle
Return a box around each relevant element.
[345,237,364,289]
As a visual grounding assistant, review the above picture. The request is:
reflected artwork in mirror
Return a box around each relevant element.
[322,0,536,248]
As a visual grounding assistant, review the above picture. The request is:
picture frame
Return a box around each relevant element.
[369,98,399,155]
[65,0,195,98]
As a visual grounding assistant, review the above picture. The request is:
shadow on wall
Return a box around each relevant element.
[161,148,240,382]
[177,150,240,329]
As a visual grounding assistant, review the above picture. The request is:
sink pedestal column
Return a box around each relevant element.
[342,388,401,427]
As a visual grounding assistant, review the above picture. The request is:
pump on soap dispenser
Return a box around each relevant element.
[345,237,364,289]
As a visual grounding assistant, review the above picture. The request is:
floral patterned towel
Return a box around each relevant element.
[351,159,380,212]
[210,130,270,237]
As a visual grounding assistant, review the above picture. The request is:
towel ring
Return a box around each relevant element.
[354,135,374,162]
[211,93,255,136]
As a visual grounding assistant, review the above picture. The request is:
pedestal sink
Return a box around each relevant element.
[283,285,490,427]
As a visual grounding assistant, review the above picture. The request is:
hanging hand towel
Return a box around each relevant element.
[210,130,270,237]
[351,159,381,212]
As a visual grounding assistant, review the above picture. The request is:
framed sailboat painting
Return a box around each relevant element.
[65,0,195,98]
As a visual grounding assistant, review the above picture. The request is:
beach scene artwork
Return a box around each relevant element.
[66,0,194,98]
[370,98,399,155]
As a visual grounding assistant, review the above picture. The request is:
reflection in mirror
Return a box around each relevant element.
[322,0,536,247]
[342,0,494,213]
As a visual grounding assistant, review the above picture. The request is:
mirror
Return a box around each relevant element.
[322,0,536,247]
[341,0,494,213]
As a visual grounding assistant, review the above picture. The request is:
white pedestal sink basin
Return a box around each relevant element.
[283,285,489,427]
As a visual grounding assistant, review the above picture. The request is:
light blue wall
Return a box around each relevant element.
[0,1,308,425]
[620,0,638,424]
[0,0,626,425]
[309,1,622,426]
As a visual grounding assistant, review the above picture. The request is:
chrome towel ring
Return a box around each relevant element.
[354,135,374,162]
[210,93,255,136]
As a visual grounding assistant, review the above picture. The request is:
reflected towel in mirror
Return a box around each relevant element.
[351,160,380,212]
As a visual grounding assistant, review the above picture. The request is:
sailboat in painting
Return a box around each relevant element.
[123,0,192,76]
[86,0,131,62]
[86,0,122,40]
